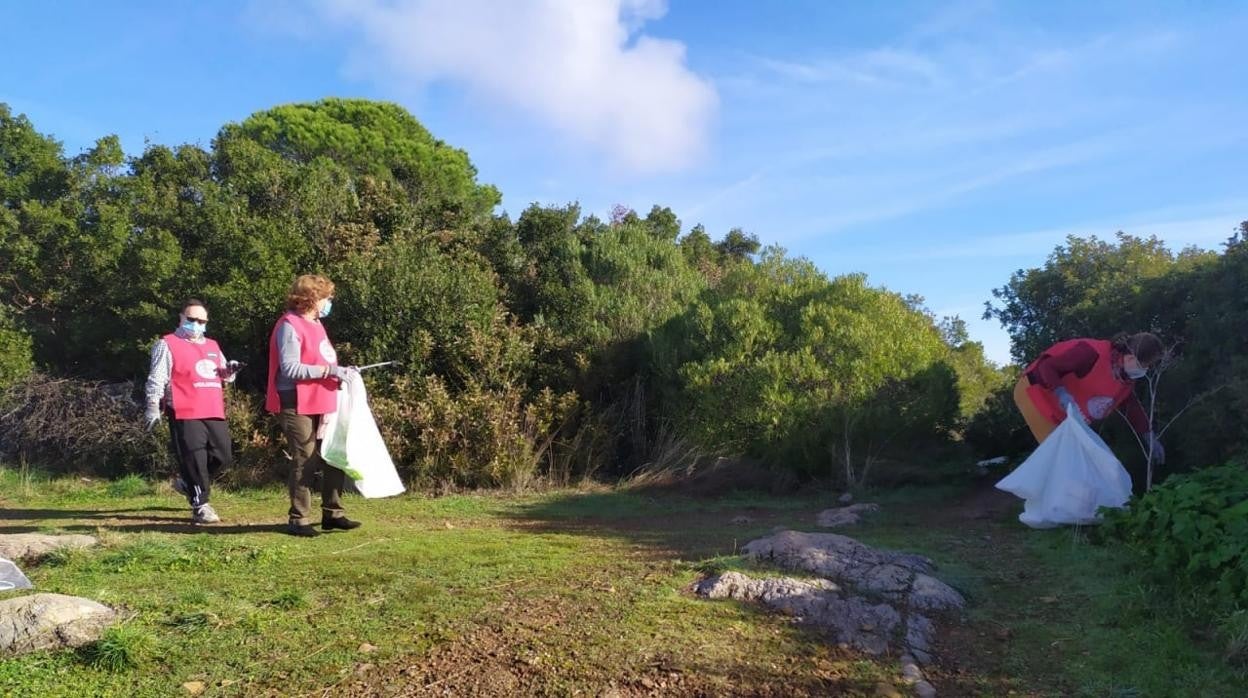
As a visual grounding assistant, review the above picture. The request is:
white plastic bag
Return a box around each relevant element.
[320,372,406,499]
[995,405,1133,528]
[1,556,32,592]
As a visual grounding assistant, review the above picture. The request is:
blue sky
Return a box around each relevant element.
[4,1,1246,363]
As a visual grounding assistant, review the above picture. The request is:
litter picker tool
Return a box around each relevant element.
[356,361,402,372]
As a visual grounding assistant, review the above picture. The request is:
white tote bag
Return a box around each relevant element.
[1,557,32,592]
[320,373,406,499]
[996,404,1133,528]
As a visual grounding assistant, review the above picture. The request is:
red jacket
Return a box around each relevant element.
[1024,338,1150,435]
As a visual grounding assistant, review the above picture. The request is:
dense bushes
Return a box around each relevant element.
[1102,462,1248,614]
[0,98,998,487]
[653,253,964,486]
[984,227,1248,470]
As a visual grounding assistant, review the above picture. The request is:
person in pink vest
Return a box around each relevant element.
[267,274,360,537]
[1013,331,1167,463]
[144,298,240,524]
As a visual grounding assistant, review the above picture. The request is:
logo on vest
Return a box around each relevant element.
[192,359,223,389]
[195,359,219,379]
[1087,396,1115,420]
[319,338,337,364]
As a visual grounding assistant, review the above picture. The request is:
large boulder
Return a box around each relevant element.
[0,534,98,561]
[743,530,965,613]
[0,593,117,656]
[695,571,925,658]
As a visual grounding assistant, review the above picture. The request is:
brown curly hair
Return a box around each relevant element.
[1111,331,1165,367]
[285,274,335,315]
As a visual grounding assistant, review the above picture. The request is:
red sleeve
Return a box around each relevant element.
[1122,394,1151,436]
[1027,341,1099,389]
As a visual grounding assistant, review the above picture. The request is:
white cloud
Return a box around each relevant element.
[311,0,717,173]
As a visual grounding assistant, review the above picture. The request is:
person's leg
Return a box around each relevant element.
[204,418,233,483]
[1014,375,1057,444]
[280,409,318,527]
[321,455,345,520]
[168,412,193,502]
[172,419,218,522]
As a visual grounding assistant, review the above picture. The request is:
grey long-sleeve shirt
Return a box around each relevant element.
[273,319,335,391]
[144,329,235,409]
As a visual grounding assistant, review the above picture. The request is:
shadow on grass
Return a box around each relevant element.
[503,488,833,560]
[0,506,184,520]
[0,520,293,535]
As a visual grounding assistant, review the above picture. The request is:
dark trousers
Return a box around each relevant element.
[278,391,344,525]
[169,418,233,508]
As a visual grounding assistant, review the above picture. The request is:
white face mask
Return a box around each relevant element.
[1123,355,1147,379]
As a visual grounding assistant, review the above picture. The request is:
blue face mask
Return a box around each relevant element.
[318,298,333,318]
[180,320,206,337]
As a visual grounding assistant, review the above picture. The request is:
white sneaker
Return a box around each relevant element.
[192,504,220,524]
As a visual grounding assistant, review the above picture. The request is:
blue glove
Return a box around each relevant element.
[1053,386,1078,413]
[1146,432,1166,465]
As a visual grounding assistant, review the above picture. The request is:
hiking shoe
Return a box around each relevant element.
[191,504,220,525]
[172,477,188,496]
[286,523,320,537]
[322,516,362,531]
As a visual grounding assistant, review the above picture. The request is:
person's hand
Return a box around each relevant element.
[217,360,243,378]
[143,403,161,431]
[330,365,359,382]
[1054,386,1080,416]
[1147,431,1166,465]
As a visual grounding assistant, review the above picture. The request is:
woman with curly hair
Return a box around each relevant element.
[266,274,360,537]
[1014,331,1167,463]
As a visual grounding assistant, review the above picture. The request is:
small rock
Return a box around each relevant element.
[0,534,98,562]
[816,503,880,528]
[873,682,902,697]
[358,642,378,653]
[443,521,455,530]
[0,593,116,656]
[915,679,938,697]
[839,492,854,504]
[639,676,657,689]
[901,661,923,683]
[731,516,754,524]
[182,681,206,696]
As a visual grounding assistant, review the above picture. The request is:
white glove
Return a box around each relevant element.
[330,365,359,381]
[144,403,161,431]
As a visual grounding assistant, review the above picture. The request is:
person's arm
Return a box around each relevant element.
[276,321,338,381]
[1027,341,1099,388]
[144,339,171,426]
[1122,394,1151,436]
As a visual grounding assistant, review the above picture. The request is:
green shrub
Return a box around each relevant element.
[1101,462,1248,612]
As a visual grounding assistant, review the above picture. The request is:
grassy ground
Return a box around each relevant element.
[1,465,1245,697]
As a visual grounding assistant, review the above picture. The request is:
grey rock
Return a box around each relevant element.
[742,530,964,613]
[0,593,117,656]
[838,492,854,504]
[901,661,923,683]
[915,679,938,697]
[0,534,98,562]
[815,503,880,528]
[695,572,900,655]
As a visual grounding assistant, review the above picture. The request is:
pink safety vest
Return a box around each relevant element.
[266,313,339,415]
[1025,338,1136,425]
[164,334,226,420]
